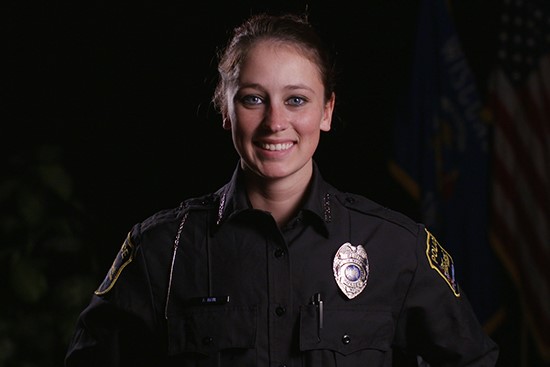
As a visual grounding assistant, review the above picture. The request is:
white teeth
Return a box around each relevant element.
[261,142,294,151]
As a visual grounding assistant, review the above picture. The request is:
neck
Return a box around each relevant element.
[244,164,313,227]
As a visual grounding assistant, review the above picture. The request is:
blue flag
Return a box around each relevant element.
[389,0,501,328]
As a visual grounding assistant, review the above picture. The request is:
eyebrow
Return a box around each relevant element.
[286,84,316,93]
[239,82,316,94]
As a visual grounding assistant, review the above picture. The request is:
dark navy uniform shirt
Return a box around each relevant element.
[65,162,498,366]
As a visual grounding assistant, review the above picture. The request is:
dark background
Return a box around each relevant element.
[4,0,547,366]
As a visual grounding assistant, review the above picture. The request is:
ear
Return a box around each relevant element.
[320,93,335,132]
[222,113,231,130]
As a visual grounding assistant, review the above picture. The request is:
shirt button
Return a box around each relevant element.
[274,247,286,258]
[275,306,286,316]
[342,334,351,344]
[202,336,213,345]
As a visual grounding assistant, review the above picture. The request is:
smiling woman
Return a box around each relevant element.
[221,39,335,224]
[64,12,498,367]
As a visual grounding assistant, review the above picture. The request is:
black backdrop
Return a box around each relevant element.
[8,0,431,261]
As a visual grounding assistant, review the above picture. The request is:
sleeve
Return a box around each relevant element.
[395,226,499,366]
[64,230,167,367]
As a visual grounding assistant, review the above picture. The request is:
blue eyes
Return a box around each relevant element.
[240,95,306,106]
[287,97,305,106]
[242,95,263,105]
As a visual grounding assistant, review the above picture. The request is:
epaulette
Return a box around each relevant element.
[139,206,182,234]
[135,193,220,235]
[182,193,220,210]
[334,191,420,236]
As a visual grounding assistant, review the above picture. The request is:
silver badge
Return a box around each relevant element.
[333,242,369,299]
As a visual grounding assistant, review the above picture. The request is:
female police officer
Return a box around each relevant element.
[65,12,499,367]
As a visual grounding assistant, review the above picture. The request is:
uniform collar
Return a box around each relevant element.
[215,160,332,236]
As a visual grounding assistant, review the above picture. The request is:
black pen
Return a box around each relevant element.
[316,293,323,330]
[311,292,323,341]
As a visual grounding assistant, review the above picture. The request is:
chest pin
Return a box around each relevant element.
[333,242,369,299]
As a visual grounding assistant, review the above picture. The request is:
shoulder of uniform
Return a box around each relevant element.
[134,193,221,235]
[333,191,420,236]
[94,193,222,297]
[182,192,220,210]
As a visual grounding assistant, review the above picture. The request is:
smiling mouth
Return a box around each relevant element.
[260,142,294,151]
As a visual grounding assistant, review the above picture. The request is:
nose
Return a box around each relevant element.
[263,102,288,132]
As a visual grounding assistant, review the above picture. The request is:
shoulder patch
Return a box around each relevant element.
[425,228,460,297]
[95,234,136,296]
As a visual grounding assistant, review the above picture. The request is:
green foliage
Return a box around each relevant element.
[0,145,99,367]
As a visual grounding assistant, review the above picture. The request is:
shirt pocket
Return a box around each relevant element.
[299,305,393,366]
[167,305,258,365]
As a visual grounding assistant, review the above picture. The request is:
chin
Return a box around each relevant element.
[255,164,293,180]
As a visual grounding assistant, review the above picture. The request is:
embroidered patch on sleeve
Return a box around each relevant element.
[95,234,135,296]
[425,228,460,297]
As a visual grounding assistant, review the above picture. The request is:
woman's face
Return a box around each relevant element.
[224,40,335,182]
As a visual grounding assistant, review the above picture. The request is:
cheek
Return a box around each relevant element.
[233,107,263,131]
[297,112,326,135]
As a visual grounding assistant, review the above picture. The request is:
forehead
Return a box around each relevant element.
[246,38,318,65]
[240,40,322,80]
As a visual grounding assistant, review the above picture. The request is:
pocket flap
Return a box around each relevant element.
[300,305,393,355]
[168,305,257,356]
